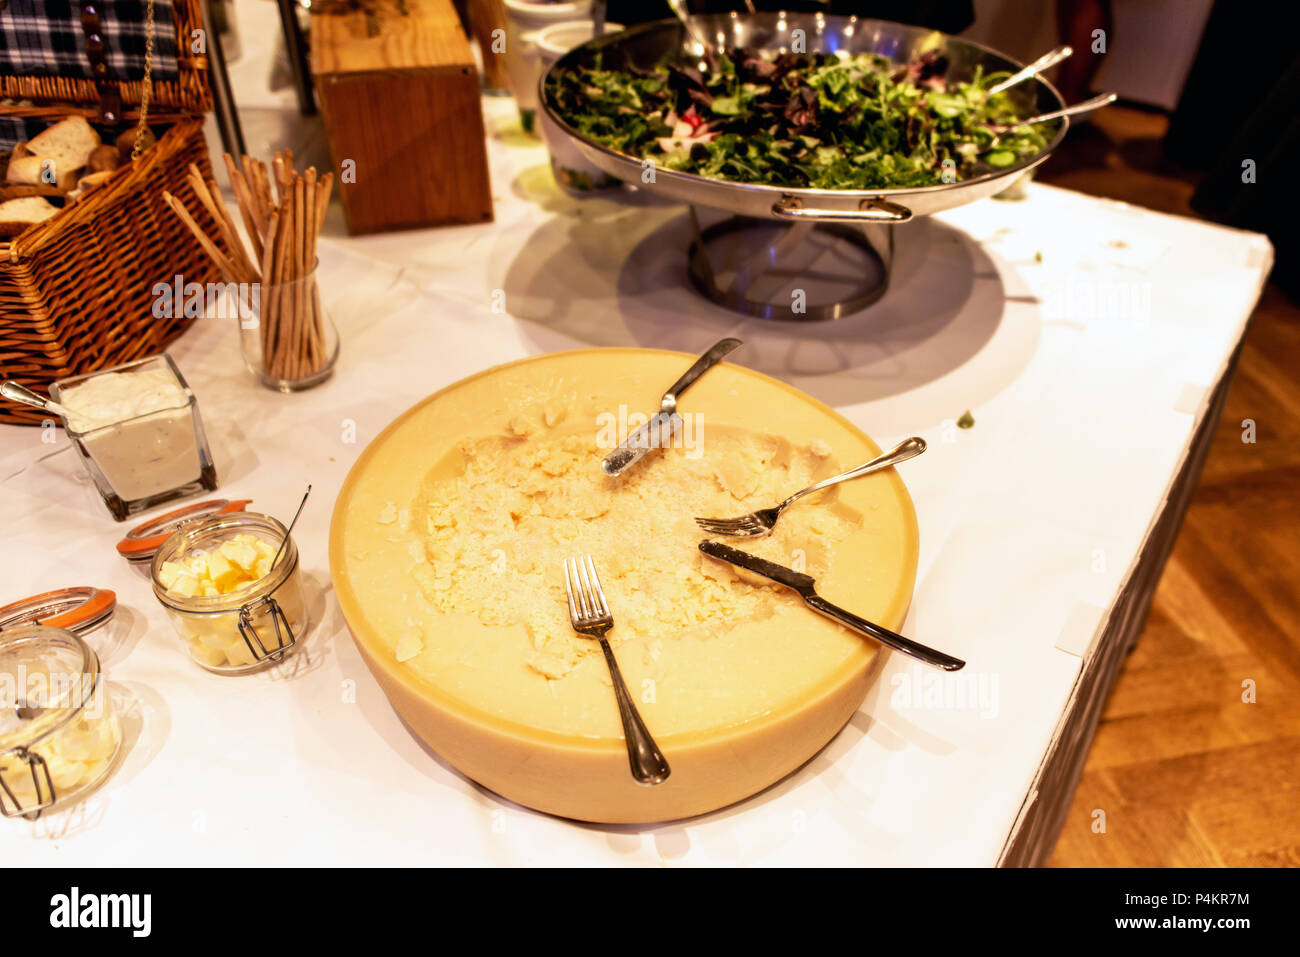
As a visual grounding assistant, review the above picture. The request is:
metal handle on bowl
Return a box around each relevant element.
[771,196,913,223]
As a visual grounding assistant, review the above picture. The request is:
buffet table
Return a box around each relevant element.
[0,74,1272,863]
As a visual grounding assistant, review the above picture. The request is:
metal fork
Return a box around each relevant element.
[695,436,927,538]
[564,556,671,785]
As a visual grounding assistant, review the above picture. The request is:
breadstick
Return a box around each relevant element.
[186,165,257,282]
[162,191,243,282]
[209,175,261,280]
[303,167,322,371]
[291,177,307,378]
[223,153,265,260]
[259,210,280,365]
[272,199,295,379]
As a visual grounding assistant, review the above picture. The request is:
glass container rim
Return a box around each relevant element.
[149,512,300,612]
[256,257,321,292]
[0,625,102,754]
[50,353,197,439]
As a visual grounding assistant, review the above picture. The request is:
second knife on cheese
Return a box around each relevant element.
[698,540,965,672]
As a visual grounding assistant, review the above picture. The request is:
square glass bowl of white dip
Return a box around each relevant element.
[49,354,218,521]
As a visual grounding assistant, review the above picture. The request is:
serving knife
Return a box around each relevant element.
[600,337,742,476]
[698,540,965,671]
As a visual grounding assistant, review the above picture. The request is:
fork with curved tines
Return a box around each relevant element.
[564,555,671,785]
[695,436,927,538]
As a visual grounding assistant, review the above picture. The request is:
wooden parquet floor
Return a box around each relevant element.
[1035,108,1300,867]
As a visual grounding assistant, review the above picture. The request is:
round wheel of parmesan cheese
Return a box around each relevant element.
[330,349,918,823]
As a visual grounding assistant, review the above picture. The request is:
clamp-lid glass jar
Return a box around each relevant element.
[150,512,308,674]
[0,625,122,821]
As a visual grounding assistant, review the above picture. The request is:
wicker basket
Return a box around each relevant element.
[0,0,227,425]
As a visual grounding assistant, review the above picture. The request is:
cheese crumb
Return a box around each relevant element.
[543,402,569,428]
[398,425,859,681]
[507,415,536,437]
[395,627,424,662]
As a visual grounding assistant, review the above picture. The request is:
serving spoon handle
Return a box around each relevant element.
[1,381,75,420]
[986,45,1072,96]
[666,0,714,56]
[1011,92,1118,127]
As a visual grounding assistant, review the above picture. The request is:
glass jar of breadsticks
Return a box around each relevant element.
[162,152,339,393]
[0,625,122,821]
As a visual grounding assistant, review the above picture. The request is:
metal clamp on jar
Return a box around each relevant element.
[150,512,309,674]
[0,626,122,821]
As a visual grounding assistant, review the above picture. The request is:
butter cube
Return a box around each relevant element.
[170,573,201,597]
[53,727,93,762]
[205,550,243,591]
[189,639,228,669]
[196,622,233,650]
[158,560,188,590]
[44,752,88,790]
[87,720,119,761]
[219,537,259,572]
[223,638,256,667]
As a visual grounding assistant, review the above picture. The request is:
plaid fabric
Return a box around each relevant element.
[0,116,56,148]
[0,0,180,83]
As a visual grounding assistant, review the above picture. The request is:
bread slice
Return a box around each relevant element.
[5,155,78,191]
[27,116,100,171]
[0,195,60,236]
[0,196,59,220]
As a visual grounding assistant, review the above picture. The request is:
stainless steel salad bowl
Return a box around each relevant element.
[539,13,1069,222]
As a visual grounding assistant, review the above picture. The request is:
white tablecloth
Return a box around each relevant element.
[1,44,1272,864]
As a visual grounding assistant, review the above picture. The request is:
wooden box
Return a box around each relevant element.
[311,0,494,234]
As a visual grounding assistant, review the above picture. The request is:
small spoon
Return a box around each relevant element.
[269,485,311,570]
[986,45,1072,97]
[1,381,76,420]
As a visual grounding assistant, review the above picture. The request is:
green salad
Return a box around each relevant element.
[546,48,1049,189]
